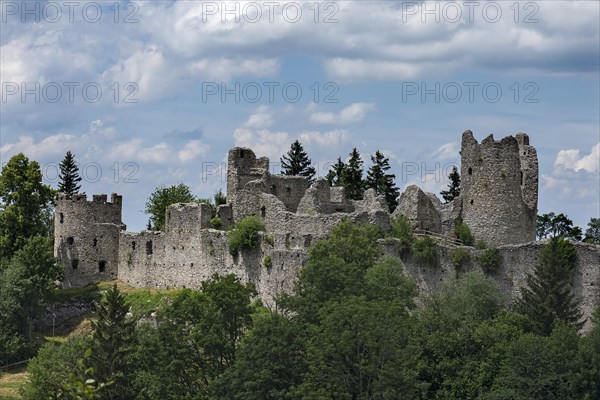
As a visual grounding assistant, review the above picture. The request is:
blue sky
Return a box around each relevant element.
[1,0,599,231]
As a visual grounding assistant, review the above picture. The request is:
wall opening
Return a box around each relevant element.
[66,237,74,245]
[261,206,266,218]
[146,240,153,255]
[132,241,136,250]
[59,213,64,223]
[239,149,244,158]
[286,187,291,194]
[470,199,474,205]
[71,259,79,270]
[270,184,277,195]
[468,167,473,175]
[93,238,97,247]
[520,171,523,185]
[98,260,106,273]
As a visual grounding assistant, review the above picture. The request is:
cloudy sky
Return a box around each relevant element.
[1,0,598,231]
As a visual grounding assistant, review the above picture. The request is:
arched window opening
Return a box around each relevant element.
[468,167,473,175]
[146,240,153,255]
[66,237,74,246]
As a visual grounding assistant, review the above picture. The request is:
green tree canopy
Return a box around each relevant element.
[58,151,82,197]
[280,140,316,182]
[536,212,582,241]
[144,183,197,231]
[326,157,346,187]
[440,166,461,203]
[0,153,55,258]
[584,217,600,244]
[344,148,365,200]
[365,150,400,212]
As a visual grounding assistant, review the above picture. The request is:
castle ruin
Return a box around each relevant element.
[54,131,600,332]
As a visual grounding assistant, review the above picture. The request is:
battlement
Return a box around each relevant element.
[56,192,122,205]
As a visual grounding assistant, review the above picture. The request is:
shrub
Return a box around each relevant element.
[475,240,487,250]
[478,248,501,273]
[412,237,438,267]
[125,250,133,265]
[228,216,265,255]
[264,234,274,246]
[450,247,470,270]
[263,255,272,269]
[210,217,223,229]
[455,223,474,246]
[390,215,415,256]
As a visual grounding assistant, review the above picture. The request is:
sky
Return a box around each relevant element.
[1,0,599,232]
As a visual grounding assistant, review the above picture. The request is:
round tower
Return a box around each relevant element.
[460,130,538,246]
[54,193,126,288]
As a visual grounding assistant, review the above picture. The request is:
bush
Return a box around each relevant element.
[210,217,223,230]
[390,215,415,256]
[450,247,470,270]
[455,223,474,246]
[478,248,501,273]
[228,216,265,255]
[263,255,272,269]
[475,240,487,250]
[412,237,438,267]
[264,234,274,246]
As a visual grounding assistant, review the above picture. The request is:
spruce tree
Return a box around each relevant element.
[58,150,82,197]
[365,150,400,212]
[344,148,365,200]
[516,237,583,335]
[90,284,136,400]
[280,140,316,183]
[326,157,347,187]
[440,166,460,203]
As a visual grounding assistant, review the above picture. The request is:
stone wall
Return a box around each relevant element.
[382,239,600,334]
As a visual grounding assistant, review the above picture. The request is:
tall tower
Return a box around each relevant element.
[460,131,538,246]
[54,193,126,288]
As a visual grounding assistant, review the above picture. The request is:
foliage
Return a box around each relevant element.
[455,223,474,246]
[56,351,109,400]
[440,166,461,203]
[132,274,256,399]
[264,234,274,246]
[584,217,600,244]
[0,237,61,364]
[344,148,365,200]
[209,217,222,230]
[364,255,417,307]
[144,183,197,231]
[58,151,82,197]
[450,247,470,270]
[284,219,383,319]
[365,150,400,212]
[536,212,583,241]
[475,239,487,250]
[326,157,346,187]
[478,248,501,273]
[21,336,90,400]
[213,189,227,207]
[263,255,272,269]
[516,237,583,335]
[89,284,136,400]
[389,215,415,256]
[210,313,306,400]
[0,153,55,259]
[412,236,438,267]
[280,140,316,182]
[228,216,265,255]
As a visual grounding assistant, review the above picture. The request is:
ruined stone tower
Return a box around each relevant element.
[54,193,126,288]
[460,130,538,246]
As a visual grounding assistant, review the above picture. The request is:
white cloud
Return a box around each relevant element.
[554,143,600,173]
[178,140,210,163]
[310,102,375,124]
[432,142,459,161]
[244,105,274,129]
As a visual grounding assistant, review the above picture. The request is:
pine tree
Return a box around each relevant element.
[344,148,365,200]
[326,157,347,187]
[516,237,583,335]
[365,151,400,212]
[90,284,136,400]
[280,140,316,183]
[440,166,460,203]
[58,151,82,197]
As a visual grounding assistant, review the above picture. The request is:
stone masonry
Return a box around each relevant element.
[54,131,600,332]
